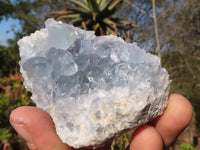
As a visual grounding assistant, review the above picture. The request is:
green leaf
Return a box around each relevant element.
[106,0,124,17]
[97,0,102,5]
[110,18,142,29]
[70,17,82,24]
[99,0,112,12]
[108,0,123,10]
[103,18,117,35]
[86,0,99,13]
[93,23,100,31]
[82,0,88,5]
[104,18,116,26]
[106,26,115,35]
[118,19,142,29]
[57,14,80,20]
[70,7,90,15]
[179,143,196,150]
[69,0,90,12]
[0,128,12,141]
[0,95,9,107]
[70,5,92,13]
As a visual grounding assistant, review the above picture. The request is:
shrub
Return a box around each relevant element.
[0,71,34,149]
[179,143,196,150]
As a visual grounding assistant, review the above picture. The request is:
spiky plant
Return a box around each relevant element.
[47,0,139,36]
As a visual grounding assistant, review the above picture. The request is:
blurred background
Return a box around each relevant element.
[0,0,199,150]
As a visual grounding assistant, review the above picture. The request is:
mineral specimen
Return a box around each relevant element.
[18,18,170,149]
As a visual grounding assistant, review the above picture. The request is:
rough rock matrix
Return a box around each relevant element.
[18,18,170,149]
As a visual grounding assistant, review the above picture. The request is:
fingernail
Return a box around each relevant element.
[10,120,36,149]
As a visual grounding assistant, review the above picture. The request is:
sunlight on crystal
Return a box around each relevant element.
[18,19,170,149]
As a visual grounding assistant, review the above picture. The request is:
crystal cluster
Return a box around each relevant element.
[18,18,170,148]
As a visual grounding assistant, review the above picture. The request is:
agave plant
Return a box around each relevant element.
[47,0,139,36]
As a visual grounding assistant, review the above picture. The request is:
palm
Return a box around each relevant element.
[47,0,139,36]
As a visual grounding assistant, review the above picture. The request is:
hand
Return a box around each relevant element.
[10,94,193,150]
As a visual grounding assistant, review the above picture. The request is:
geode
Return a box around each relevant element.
[18,18,170,149]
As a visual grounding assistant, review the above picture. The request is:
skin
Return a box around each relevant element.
[10,94,193,150]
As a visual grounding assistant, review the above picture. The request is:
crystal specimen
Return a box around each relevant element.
[18,18,170,149]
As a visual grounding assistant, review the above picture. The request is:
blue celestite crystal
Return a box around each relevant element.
[18,18,170,148]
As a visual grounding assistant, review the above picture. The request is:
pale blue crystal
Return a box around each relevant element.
[18,18,170,149]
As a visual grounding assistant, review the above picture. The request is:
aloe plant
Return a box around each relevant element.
[47,0,139,36]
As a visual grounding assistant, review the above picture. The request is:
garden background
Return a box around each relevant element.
[0,0,200,150]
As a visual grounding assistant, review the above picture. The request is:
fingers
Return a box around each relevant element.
[10,106,72,150]
[130,125,163,150]
[130,94,193,150]
[152,94,193,146]
[10,94,193,150]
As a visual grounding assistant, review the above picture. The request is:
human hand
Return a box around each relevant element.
[10,94,193,150]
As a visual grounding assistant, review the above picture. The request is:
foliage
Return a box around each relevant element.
[0,72,34,149]
[157,0,200,53]
[0,45,19,77]
[179,143,196,150]
[111,130,134,150]
[0,0,15,21]
[162,49,200,129]
[0,72,33,120]
[47,0,140,36]
[1,0,66,37]
[0,128,12,141]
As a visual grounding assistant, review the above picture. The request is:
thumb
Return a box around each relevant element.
[10,106,72,150]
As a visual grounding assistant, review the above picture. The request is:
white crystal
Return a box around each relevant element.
[18,18,170,149]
